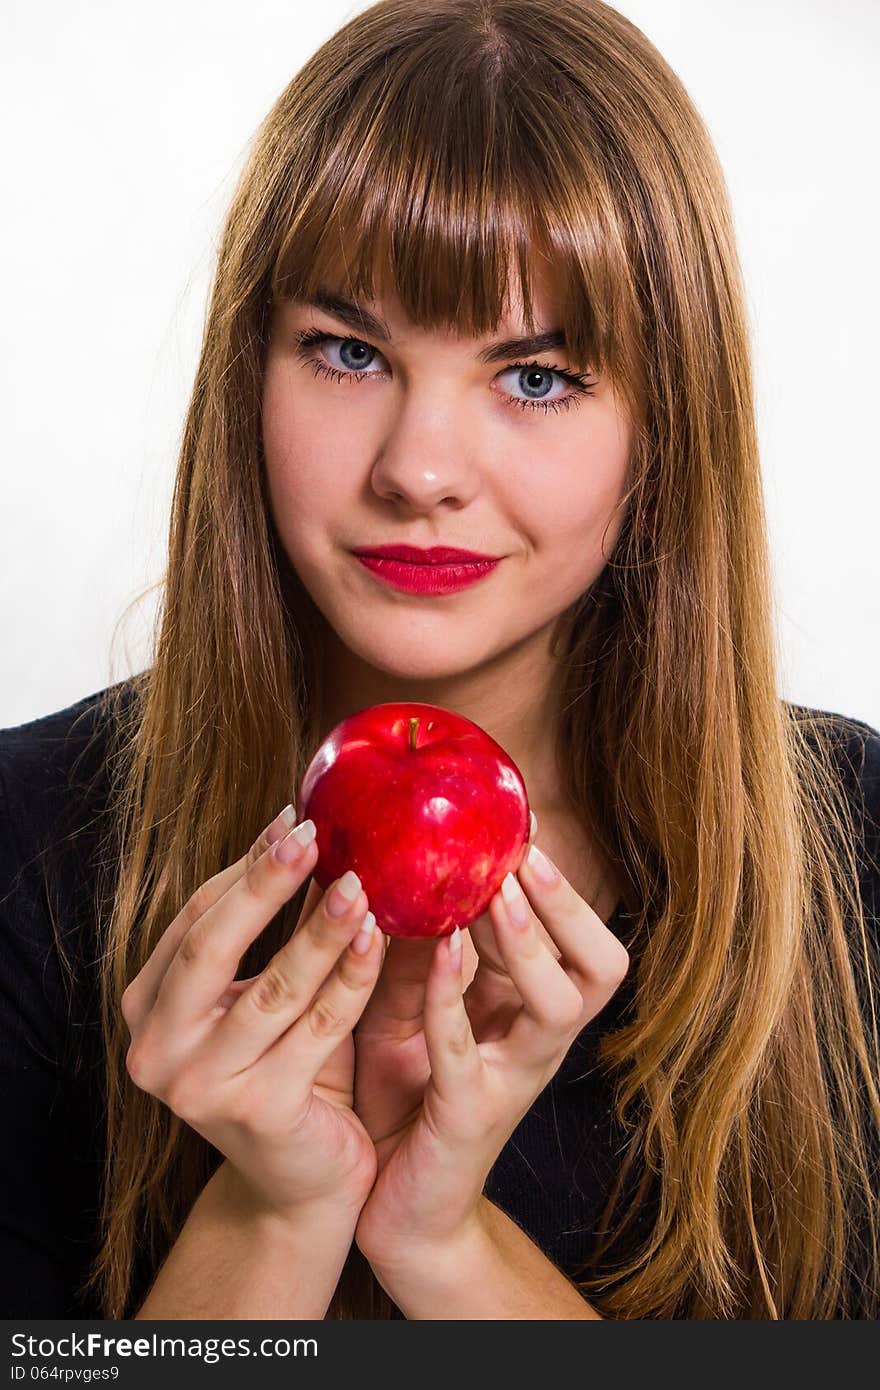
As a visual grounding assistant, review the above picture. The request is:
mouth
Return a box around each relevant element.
[350,546,501,595]
[352,544,500,564]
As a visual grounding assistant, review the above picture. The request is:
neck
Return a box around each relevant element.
[315,621,570,818]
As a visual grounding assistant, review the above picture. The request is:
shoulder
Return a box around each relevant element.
[784,699,880,824]
[784,699,880,916]
[0,672,143,898]
[0,677,142,1062]
[785,698,880,775]
[0,678,140,830]
[0,677,143,882]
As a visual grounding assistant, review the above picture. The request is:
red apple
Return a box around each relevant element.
[296,702,531,938]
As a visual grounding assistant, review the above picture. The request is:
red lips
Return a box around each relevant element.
[352,544,498,565]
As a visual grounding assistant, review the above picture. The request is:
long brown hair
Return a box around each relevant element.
[47,0,879,1317]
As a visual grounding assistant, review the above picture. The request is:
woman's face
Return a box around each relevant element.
[262,272,633,683]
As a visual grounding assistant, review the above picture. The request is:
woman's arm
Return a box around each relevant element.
[368,1196,603,1320]
[134,1160,359,1320]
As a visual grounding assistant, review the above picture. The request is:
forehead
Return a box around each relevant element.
[309,263,566,338]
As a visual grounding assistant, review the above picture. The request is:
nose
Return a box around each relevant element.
[368,391,482,512]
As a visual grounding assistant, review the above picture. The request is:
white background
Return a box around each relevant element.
[2,0,878,732]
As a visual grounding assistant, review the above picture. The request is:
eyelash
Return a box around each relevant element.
[290,327,596,415]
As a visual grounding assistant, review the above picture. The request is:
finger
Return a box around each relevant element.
[516,844,631,995]
[466,900,559,996]
[485,873,583,1067]
[240,906,384,1092]
[150,820,324,1026]
[211,871,321,1011]
[184,869,374,1074]
[422,928,481,1102]
[467,807,541,963]
[469,806,544,946]
[294,874,325,931]
[215,974,260,1010]
[494,857,629,1068]
[122,804,305,1030]
[356,931,438,1042]
[465,814,559,1001]
[347,815,537,1041]
[462,906,521,1012]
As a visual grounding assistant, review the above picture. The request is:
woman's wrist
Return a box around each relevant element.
[361,1198,502,1319]
[359,1195,490,1280]
[208,1157,367,1239]
[134,1159,365,1320]
[361,1197,603,1320]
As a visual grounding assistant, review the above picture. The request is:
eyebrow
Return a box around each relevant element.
[297,289,567,364]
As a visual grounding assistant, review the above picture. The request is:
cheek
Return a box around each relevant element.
[525,411,632,550]
[262,358,317,477]
[261,359,354,520]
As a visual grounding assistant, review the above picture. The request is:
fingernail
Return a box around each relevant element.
[526,843,559,885]
[501,871,529,927]
[264,803,298,845]
[328,868,362,916]
[274,818,317,863]
[529,811,537,839]
[351,910,377,954]
[448,924,462,957]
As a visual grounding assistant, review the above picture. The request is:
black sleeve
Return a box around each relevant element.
[0,753,105,1318]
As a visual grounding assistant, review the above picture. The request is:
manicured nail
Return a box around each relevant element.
[501,871,529,927]
[351,910,377,954]
[264,803,299,846]
[529,811,537,839]
[274,818,317,863]
[526,843,559,885]
[448,925,462,959]
[327,868,362,916]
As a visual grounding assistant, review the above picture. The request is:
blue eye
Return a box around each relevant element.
[497,359,598,414]
[291,328,597,416]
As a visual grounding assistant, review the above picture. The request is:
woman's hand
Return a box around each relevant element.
[121,805,384,1225]
[352,829,631,1268]
[349,815,542,1168]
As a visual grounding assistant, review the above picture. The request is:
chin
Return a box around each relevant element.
[290,549,508,679]
[331,618,492,683]
[354,641,480,684]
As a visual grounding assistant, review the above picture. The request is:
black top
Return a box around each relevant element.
[1,681,878,1319]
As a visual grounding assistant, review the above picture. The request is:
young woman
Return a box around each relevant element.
[1,0,878,1321]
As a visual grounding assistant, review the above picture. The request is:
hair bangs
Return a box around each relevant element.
[269,50,640,398]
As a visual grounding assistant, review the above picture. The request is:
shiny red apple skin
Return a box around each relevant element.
[295,702,530,939]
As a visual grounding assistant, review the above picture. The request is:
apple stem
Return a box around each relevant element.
[408,716,419,751]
